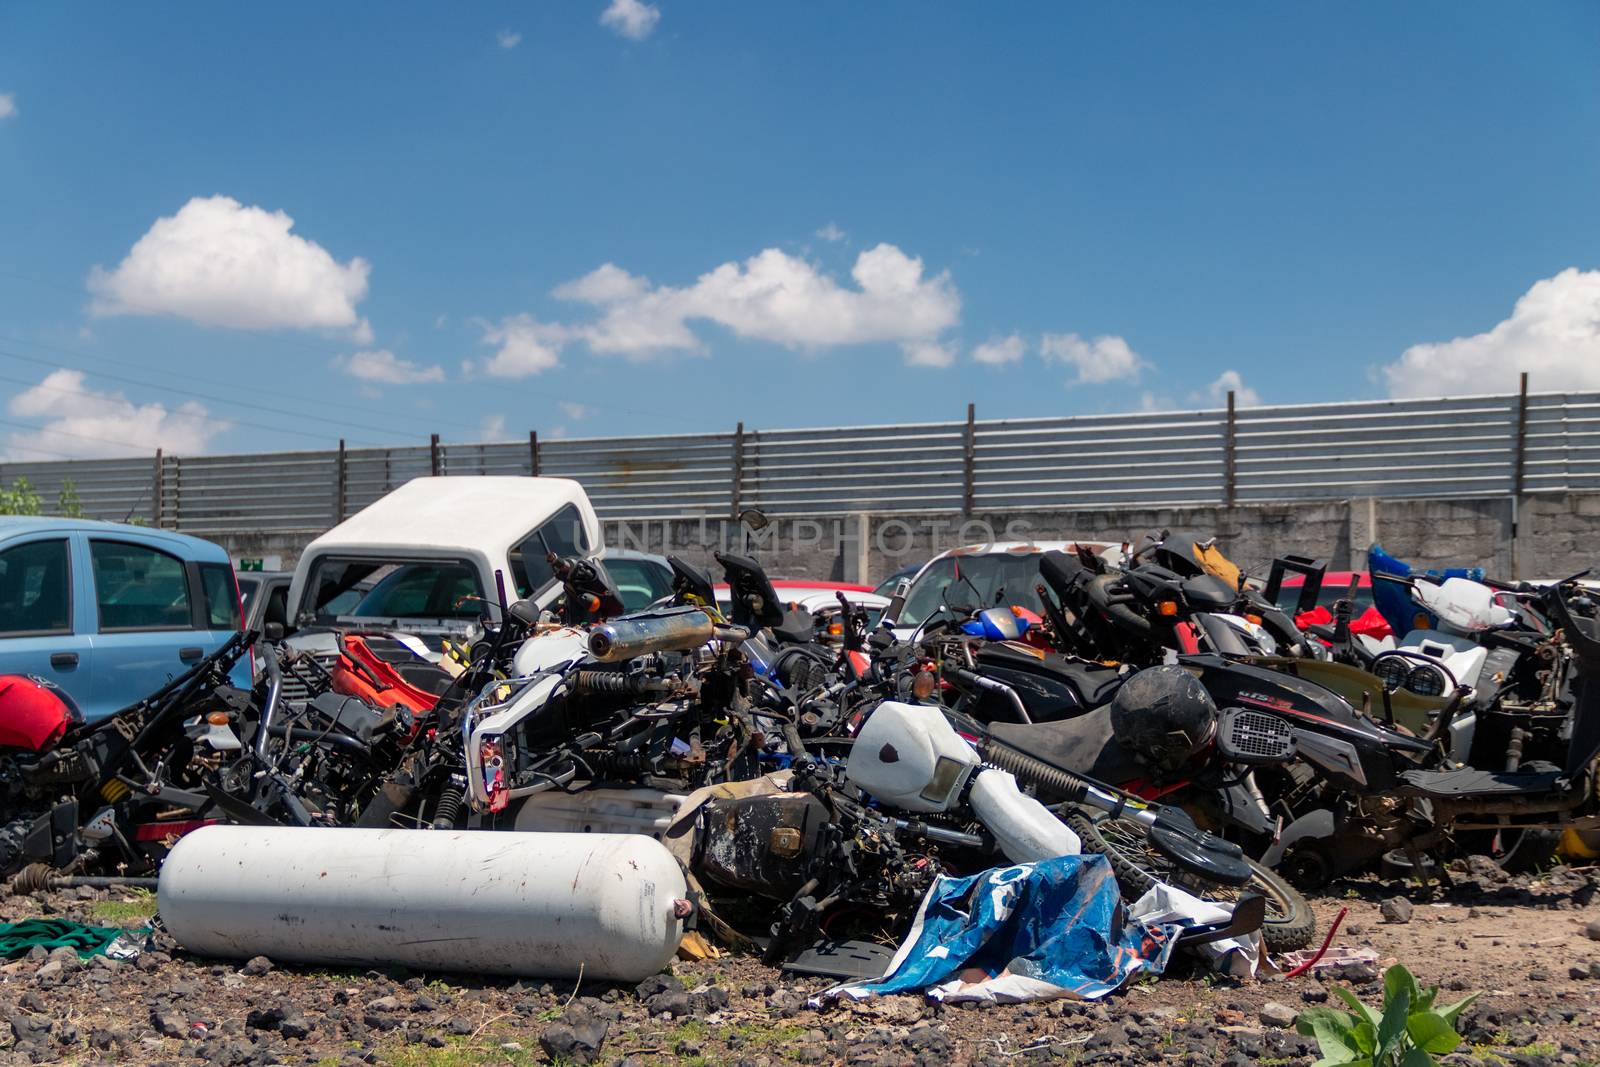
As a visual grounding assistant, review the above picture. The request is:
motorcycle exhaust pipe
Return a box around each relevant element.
[588,609,746,662]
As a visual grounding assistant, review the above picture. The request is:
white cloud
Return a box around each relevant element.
[337,349,445,385]
[88,195,372,341]
[0,94,15,120]
[972,333,1026,366]
[1139,391,1175,412]
[1193,369,1260,407]
[816,222,846,243]
[553,243,961,366]
[558,401,592,420]
[552,262,651,305]
[1382,268,1600,397]
[902,340,955,368]
[1039,332,1146,384]
[601,0,660,39]
[496,29,522,49]
[6,369,228,459]
[478,414,507,442]
[477,314,570,378]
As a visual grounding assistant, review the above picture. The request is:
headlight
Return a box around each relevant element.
[1372,654,1410,691]
[1406,663,1448,698]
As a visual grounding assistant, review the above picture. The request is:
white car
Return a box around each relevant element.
[282,476,603,672]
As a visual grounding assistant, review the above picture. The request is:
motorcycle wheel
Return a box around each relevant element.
[1068,811,1317,952]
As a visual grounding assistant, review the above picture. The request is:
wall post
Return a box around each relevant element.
[1223,390,1238,507]
[731,422,745,519]
[335,439,348,523]
[152,449,164,529]
[529,431,540,476]
[962,402,976,516]
[430,433,442,476]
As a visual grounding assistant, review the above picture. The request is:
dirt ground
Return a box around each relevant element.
[2,859,1598,1067]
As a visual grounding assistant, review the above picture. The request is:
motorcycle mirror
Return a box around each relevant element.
[507,599,540,626]
[738,507,771,532]
[261,621,285,644]
[1147,808,1253,887]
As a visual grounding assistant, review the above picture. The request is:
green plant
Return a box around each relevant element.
[1296,963,1479,1066]
[0,477,41,516]
[56,479,84,518]
[90,889,158,923]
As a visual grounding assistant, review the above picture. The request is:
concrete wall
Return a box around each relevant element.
[210,492,1600,586]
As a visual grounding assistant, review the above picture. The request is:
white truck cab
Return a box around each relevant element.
[283,477,601,660]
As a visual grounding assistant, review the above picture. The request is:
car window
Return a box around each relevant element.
[509,504,590,599]
[0,538,71,636]
[305,557,485,622]
[264,584,289,627]
[603,558,674,612]
[898,554,1047,628]
[235,576,260,615]
[199,563,242,631]
[91,539,192,631]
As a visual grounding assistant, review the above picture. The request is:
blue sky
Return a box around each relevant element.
[0,2,1596,458]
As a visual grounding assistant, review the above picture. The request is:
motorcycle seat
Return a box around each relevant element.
[988,705,1147,787]
[1058,662,1126,709]
[1395,766,1564,799]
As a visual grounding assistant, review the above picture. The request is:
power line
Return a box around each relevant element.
[0,328,496,438]
[0,364,389,449]
[0,349,396,447]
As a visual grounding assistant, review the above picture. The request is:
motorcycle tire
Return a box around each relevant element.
[1067,811,1317,953]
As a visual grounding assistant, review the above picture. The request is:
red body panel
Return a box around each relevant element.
[0,675,76,752]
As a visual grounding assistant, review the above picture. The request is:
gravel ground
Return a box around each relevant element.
[2,859,1599,1066]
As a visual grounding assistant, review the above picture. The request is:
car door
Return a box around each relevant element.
[85,536,210,713]
[0,533,94,712]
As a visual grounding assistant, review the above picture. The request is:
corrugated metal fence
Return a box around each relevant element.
[3,388,1596,535]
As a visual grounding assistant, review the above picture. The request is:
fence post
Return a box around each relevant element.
[731,422,745,519]
[1510,372,1529,579]
[336,439,348,523]
[963,403,976,517]
[529,431,540,477]
[1223,390,1237,507]
[152,449,164,528]
[1512,371,1529,498]
[429,434,442,476]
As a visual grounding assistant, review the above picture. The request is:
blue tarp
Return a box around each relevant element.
[829,854,1181,1004]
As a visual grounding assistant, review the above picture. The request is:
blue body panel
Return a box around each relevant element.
[0,518,249,720]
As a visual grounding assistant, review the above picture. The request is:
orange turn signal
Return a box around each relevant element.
[1244,613,1262,625]
[206,711,230,726]
[1157,600,1179,617]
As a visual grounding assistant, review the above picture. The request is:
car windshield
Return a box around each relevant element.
[897,554,1048,628]
[872,563,921,598]
[304,557,484,623]
[603,557,674,612]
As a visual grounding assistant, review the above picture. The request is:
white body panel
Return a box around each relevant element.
[847,701,980,812]
[158,826,685,981]
[968,769,1081,861]
[513,787,686,838]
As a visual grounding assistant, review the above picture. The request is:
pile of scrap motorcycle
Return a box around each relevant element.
[2,529,1599,991]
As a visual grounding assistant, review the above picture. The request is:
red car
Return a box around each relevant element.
[1275,571,1391,641]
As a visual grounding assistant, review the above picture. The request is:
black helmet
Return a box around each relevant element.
[1108,665,1217,775]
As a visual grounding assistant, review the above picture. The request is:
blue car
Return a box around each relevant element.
[0,518,249,720]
